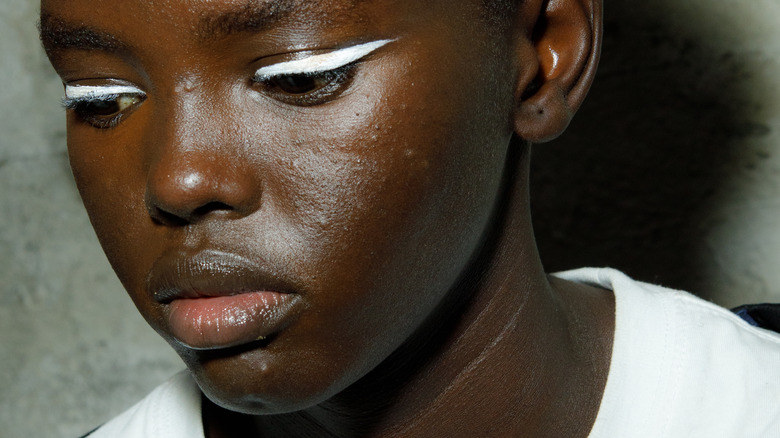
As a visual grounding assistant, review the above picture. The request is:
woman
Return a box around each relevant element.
[39,0,780,436]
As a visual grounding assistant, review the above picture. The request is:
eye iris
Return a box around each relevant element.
[85,99,121,116]
[80,94,140,118]
[272,74,323,94]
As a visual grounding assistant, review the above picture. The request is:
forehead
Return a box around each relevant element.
[38,0,456,66]
[40,0,365,19]
[39,0,427,38]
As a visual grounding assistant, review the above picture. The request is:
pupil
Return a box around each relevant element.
[86,100,120,116]
[275,74,319,94]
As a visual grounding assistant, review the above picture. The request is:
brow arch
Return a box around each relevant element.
[38,12,125,54]
[196,0,308,41]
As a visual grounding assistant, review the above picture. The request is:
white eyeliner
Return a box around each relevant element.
[64,85,145,102]
[254,39,394,80]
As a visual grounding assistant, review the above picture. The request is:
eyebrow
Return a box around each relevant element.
[39,0,359,56]
[38,12,125,54]
[196,0,308,41]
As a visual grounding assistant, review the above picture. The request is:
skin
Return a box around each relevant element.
[41,0,613,436]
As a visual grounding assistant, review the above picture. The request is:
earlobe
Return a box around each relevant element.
[513,0,602,143]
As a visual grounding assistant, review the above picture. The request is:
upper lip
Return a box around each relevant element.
[147,249,296,303]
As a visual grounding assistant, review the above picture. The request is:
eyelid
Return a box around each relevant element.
[64,85,146,101]
[254,39,394,80]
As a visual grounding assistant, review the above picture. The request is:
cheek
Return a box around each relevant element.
[257,63,510,344]
[66,123,161,318]
[266,61,509,293]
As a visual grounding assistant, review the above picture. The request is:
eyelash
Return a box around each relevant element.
[252,62,357,106]
[62,92,145,129]
[251,39,392,106]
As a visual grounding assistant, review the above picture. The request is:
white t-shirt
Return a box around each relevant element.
[85,369,204,438]
[557,268,780,437]
[85,268,780,437]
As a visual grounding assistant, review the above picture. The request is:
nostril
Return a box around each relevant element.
[192,201,234,217]
[148,201,235,226]
[148,205,191,227]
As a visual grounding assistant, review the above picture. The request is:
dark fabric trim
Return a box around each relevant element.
[732,303,780,333]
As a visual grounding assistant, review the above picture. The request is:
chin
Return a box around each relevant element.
[201,386,318,416]
[178,343,355,416]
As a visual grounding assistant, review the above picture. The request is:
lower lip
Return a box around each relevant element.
[167,292,299,349]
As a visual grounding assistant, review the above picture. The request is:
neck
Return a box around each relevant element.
[206,143,614,437]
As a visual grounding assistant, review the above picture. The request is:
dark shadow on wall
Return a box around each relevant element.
[530,4,771,300]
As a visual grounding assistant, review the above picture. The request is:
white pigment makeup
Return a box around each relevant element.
[63,85,146,103]
[254,39,395,80]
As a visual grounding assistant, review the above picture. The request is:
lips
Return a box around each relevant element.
[147,249,303,350]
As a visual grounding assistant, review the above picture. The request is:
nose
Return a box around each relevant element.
[144,97,263,226]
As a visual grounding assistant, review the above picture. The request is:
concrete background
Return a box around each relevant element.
[2,0,779,436]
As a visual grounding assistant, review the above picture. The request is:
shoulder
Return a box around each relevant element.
[555,268,780,437]
[555,267,780,344]
[83,370,204,438]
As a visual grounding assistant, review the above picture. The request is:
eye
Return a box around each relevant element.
[270,70,344,95]
[257,65,354,106]
[253,39,393,106]
[62,85,146,129]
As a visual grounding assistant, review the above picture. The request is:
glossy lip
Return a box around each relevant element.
[147,249,303,350]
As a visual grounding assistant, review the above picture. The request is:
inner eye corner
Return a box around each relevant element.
[123,93,146,103]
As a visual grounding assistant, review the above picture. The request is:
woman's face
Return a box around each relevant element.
[42,0,517,413]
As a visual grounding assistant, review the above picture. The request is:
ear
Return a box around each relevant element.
[512,0,602,143]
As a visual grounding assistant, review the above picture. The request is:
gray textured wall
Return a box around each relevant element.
[0,2,184,437]
[2,0,780,436]
[533,0,780,307]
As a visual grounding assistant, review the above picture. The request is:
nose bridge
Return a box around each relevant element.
[144,87,261,224]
